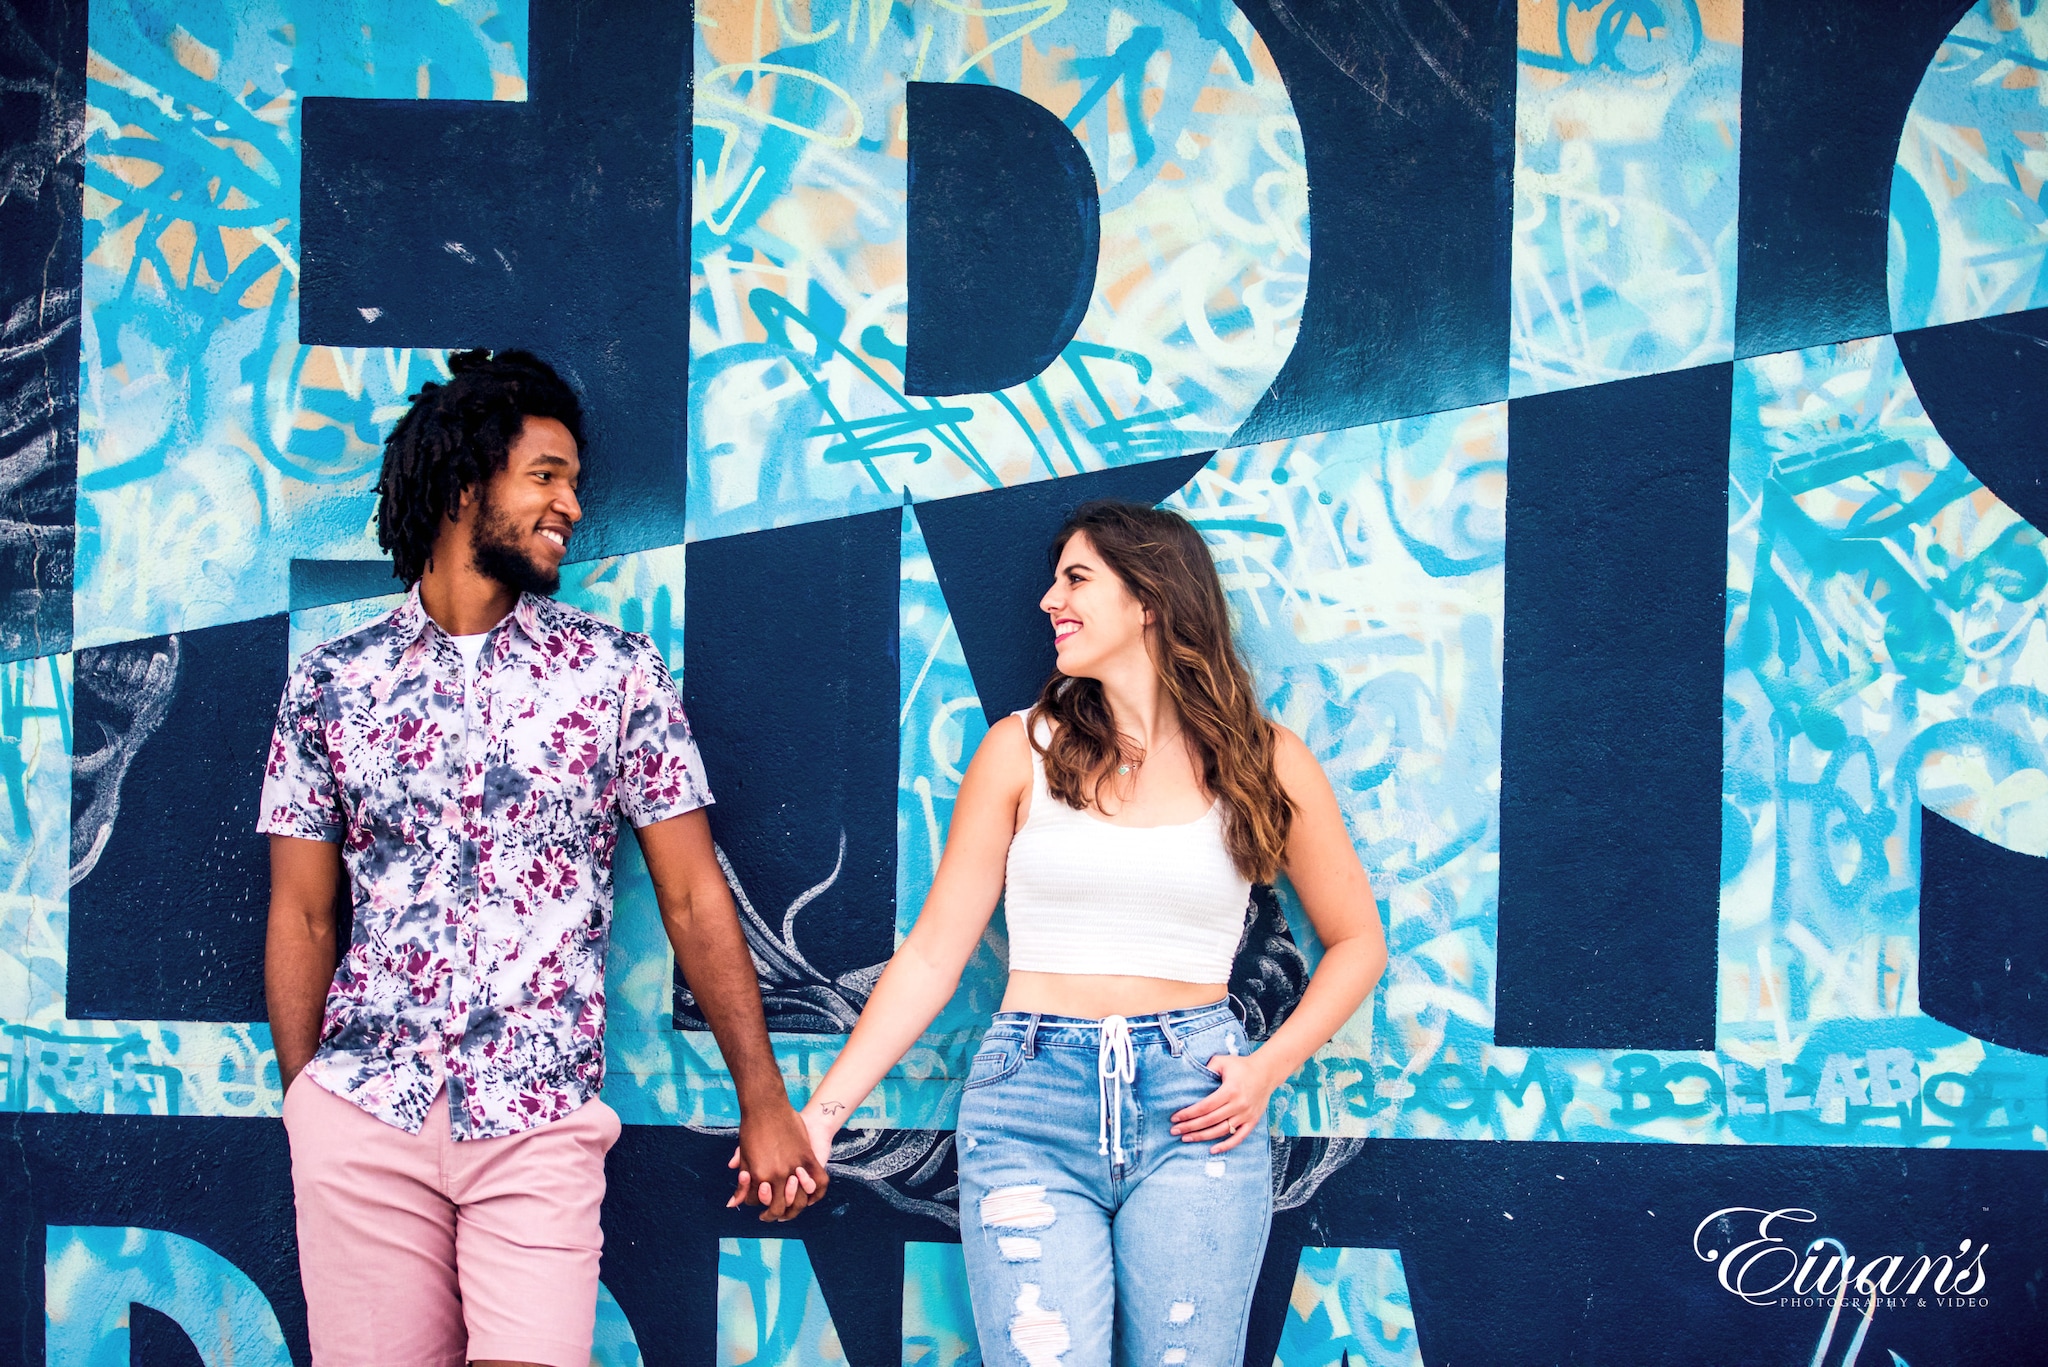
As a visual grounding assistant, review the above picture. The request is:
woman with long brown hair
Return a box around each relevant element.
[766,498,1386,1365]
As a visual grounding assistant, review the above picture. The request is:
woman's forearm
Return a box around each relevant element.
[1254,932,1387,1080]
[803,941,962,1128]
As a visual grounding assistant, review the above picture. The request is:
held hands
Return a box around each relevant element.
[725,1100,831,1222]
[1170,1049,1280,1154]
[729,1090,847,1221]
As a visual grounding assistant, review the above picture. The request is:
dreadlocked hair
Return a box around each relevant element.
[1031,499,1294,884]
[375,348,584,585]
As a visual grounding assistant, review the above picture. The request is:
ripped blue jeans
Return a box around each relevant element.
[955,1001,1273,1367]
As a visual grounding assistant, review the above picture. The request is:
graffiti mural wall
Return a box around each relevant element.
[3,0,2046,1361]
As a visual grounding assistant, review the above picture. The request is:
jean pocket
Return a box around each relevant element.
[1184,1020,1248,1083]
[963,1038,1025,1091]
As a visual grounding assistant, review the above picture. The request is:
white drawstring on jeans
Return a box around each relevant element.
[1096,1014,1136,1166]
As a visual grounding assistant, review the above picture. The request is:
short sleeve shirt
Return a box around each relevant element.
[259,587,712,1139]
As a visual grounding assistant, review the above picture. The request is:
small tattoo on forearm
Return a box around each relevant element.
[819,1102,847,1118]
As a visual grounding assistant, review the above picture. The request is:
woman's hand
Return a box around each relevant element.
[1170,1050,1281,1153]
[798,1098,846,1167]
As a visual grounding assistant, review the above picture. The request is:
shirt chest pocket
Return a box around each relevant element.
[495,700,623,818]
[509,727,609,789]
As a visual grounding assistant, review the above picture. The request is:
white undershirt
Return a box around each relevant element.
[449,631,489,676]
[451,633,489,755]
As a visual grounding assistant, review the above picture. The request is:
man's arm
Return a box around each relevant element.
[266,835,345,1093]
[635,809,827,1221]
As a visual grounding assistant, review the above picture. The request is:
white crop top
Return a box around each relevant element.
[1003,712,1252,982]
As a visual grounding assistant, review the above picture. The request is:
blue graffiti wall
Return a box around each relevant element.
[3,0,2047,1361]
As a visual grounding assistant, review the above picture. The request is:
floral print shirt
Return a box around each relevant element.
[259,587,711,1139]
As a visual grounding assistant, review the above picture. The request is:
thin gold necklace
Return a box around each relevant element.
[1116,725,1182,777]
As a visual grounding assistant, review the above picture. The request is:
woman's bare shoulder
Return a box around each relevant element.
[966,712,1035,782]
[1267,721,1331,797]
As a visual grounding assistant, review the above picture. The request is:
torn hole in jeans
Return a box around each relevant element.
[1010,1283,1071,1367]
[979,1183,1057,1230]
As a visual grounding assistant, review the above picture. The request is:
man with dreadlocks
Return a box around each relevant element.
[260,350,823,1366]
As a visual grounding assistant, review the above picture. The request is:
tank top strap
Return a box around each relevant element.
[1013,707,1051,805]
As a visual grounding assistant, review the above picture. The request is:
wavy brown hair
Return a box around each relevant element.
[1031,500,1293,882]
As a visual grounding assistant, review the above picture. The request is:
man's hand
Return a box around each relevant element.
[725,1099,829,1221]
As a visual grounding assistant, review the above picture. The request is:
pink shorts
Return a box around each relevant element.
[283,1072,620,1367]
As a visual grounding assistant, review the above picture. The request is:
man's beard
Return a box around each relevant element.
[469,491,561,595]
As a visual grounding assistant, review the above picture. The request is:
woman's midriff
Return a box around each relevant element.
[999,970,1229,1020]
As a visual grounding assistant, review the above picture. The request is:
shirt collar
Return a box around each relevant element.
[394,584,552,653]
[509,591,549,648]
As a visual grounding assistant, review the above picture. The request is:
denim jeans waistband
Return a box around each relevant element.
[980,998,1235,1054]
